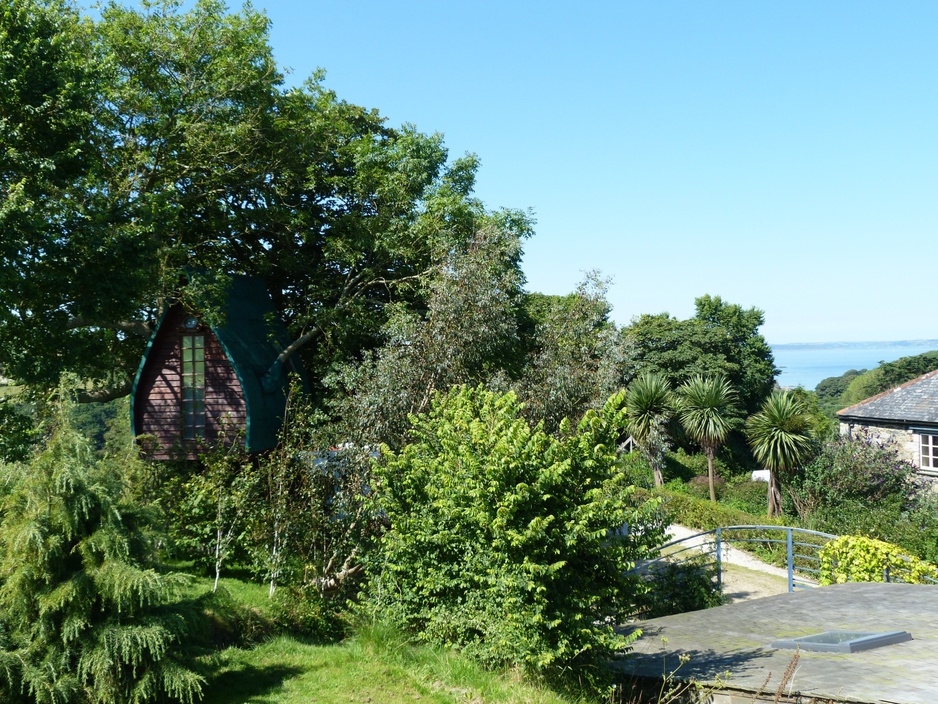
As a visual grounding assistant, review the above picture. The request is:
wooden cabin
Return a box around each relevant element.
[131,275,306,460]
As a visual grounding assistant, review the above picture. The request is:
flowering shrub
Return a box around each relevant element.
[787,432,924,521]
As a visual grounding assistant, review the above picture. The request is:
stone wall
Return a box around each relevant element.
[839,422,922,469]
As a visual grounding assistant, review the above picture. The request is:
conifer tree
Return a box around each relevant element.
[0,391,203,704]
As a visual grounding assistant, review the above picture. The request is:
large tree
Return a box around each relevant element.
[0,0,493,403]
[622,295,777,417]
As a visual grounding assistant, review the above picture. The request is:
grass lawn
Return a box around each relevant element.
[186,573,577,704]
[200,627,576,704]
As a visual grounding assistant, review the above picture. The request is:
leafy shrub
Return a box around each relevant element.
[687,473,725,500]
[633,558,723,619]
[620,450,654,489]
[819,535,938,585]
[789,433,923,521]
[722,479,769,515]
[664,448,709,482]
[656,488,776,532]
[369,386,665,684]
[787,433,938,558]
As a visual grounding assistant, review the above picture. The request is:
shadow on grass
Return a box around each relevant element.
[201,663,307,704]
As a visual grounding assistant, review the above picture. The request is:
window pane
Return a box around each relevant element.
[182,336,193,349]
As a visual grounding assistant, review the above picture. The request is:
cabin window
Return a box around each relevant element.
[181,334,206,439]
[920,434,938,472]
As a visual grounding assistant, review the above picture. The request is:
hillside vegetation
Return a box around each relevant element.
[815,350,938,417]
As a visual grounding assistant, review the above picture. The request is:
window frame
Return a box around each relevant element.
[919,433,938,475]
[181,333,206,440]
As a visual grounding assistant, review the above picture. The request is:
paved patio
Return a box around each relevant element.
[615,582,938,703]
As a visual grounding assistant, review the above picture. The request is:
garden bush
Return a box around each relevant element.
[0,393,203,704]
[819,535,938,585]
[632,558,723,619]
[722,479,770,515]
[368,386,665,685]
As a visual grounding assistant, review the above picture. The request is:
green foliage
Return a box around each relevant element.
[785,433,938,560]
[327,223,529,451]
[633,558,723,619]
[623,295,777,417]
[841,351,938,407]
[0,395,35,463]
[1,0,510,406]
[625,372,673,487]
[722,479,772,516]
[788,433,922,524]
[819,535,938,586]
[177,441,256,589]
[676,375,738,502]
[249,390,378,605]
[653,488,777,532]
[0,391,202,704]
[370,385,664,684]
[513,275,629,435]
[746,390,815,518]
[815,368,865,416]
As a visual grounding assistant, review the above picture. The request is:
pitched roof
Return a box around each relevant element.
[837,369,938,425]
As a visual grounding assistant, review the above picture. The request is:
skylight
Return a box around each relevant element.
[771,630,912,653]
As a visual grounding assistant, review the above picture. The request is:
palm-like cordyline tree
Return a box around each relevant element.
[746,389,815,518]
[676,375,738,502]
[625,372,673,487]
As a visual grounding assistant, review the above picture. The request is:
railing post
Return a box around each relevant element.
[715,527,723,592]
[787,528,794,592]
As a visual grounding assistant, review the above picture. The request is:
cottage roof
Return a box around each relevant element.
[837,369,938,426]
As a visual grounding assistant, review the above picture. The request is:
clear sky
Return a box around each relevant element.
[99,1,938,344]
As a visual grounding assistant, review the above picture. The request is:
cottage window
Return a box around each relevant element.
[181,334,206,439]
[920,434,938,472]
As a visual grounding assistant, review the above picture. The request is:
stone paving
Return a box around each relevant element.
[615,582,938,703]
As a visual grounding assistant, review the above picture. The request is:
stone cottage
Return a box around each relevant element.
[837,369,938,476]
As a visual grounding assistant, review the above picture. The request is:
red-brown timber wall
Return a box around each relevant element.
[135,305,246,459]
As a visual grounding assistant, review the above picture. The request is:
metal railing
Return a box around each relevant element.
[638,525,837,593]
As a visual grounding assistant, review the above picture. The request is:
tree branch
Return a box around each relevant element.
[67,316,153,339]
[77,377,133,403]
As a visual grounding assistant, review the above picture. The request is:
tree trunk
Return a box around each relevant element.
[652,462,664,488]
[706,448,716,503]
[767,470,784,518]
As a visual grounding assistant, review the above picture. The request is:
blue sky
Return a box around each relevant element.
[97,1,938,344]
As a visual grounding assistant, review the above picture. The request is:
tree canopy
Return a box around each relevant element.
[1,0,526,403]
[622,295,777,417]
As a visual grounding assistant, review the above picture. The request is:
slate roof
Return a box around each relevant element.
[837,369,938,426]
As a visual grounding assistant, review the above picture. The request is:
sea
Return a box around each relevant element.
[772,340,938,391]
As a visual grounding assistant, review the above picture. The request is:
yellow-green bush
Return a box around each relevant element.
[819,535,938,585]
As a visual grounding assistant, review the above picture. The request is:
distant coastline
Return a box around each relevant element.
[771,340,938,391]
